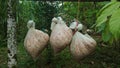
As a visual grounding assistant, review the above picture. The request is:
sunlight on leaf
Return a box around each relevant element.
[109,8,120,40]
[96,2,120,27]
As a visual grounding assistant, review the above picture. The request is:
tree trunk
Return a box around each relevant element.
[7,0,17,68]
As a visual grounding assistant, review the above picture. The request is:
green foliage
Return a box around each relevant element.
[17,1,57,42]
[109,8,120,40]
[0,0,7,47]
[96,2,120,43]
[60,2,102,29]
[96,2,120,26]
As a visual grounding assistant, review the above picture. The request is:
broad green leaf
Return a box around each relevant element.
[97,23,106,33]
[102,25,112,42]
[96,2,120,27]
[109,8,120,40]
[96,14,108,27]
[97,2,114,17]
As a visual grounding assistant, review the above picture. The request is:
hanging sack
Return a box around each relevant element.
[24,20,49,59]
[70,24,96,61]
[50,17,72,54]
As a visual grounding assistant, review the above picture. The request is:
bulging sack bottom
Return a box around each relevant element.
[70,31,96,61]
[24,28,49,59]
[50,23,72,54]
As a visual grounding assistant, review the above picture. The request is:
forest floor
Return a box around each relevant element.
[0,38,120,68]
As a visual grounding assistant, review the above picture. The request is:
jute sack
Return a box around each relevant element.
[50,17,72,54]
[24,20,49,59]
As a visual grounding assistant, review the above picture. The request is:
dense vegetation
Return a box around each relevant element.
[0,0,120,68]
